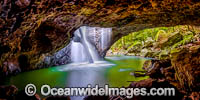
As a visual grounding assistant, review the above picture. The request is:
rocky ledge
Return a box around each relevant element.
[86,45,200,100]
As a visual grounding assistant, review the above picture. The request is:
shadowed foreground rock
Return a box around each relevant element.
[0,85,40,100]
[0,85,73,100]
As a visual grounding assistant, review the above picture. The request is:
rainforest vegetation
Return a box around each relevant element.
[110,25,200,59]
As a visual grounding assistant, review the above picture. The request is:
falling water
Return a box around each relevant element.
[71,26,112,63]
[69,26,113,100]
[71,41,87,62]
[101,27,112,52]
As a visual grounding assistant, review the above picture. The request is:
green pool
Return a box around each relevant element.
[4,56,150,97]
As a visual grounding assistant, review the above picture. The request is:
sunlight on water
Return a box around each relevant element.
[105,56,149,87]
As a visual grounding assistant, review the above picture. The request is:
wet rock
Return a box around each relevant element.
[143,59,172,79]
[41,43,71,67]
[138,47,200,99]
[182,92,200,100]
[171,45,200,92]
[129,78,154,88]
[0,85,41,100]
[15,0,31,9]
[143,60,153,71]
[2,59,21,75]
[0,85,18,100]
[130,71,146,77]
[0,18,5,29]
[161,66,176,83]
[188,92,200,100]
[1,0,200,76]
[142,59,179,88]
[160,33,183,49]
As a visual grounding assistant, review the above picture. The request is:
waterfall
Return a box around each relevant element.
[100,27,112,55]
[71,26,112,63]
[71,41,87,62]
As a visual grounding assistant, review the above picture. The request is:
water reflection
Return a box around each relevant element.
[5,56,150,100]
[66,67,108,100]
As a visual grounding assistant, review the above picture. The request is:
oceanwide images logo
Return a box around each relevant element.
[25,84,175,98]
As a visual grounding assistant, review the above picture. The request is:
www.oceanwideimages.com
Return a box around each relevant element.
[25,84,175,98]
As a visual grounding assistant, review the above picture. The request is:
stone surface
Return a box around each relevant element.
[40,43,72,67]
[171,45,200,92]
[0,85,18,99]
[0,85,41,100]
[1,0,200,75]
[109,26,200,60]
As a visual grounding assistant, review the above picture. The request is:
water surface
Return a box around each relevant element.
[4,56,149,98]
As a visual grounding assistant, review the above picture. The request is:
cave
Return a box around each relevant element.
[0,0,200,100]
[18,54,29,71]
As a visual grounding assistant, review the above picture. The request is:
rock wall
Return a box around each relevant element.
[40,26,112,67]
[171,44,200,92]
[1,0,200,76]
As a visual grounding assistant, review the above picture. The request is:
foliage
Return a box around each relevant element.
[109,25,199,59]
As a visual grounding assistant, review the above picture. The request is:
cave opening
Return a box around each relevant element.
[108,25,200,59]
[1,24,200,100]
